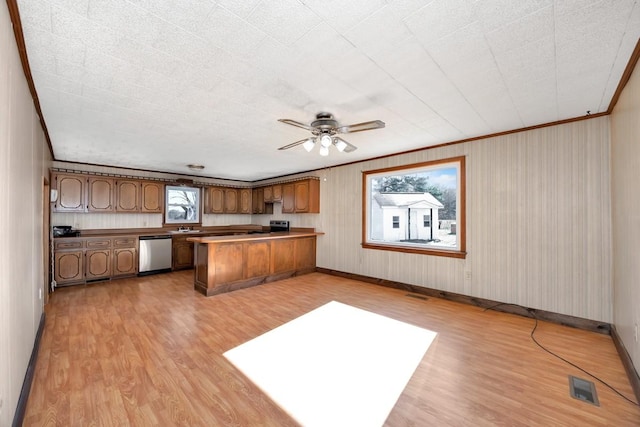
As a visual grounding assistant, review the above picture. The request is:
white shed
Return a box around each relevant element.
[371,192,444,242]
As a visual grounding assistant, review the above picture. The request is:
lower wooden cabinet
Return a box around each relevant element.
[53,236,138,286]
[172,236,194,270]
[53,250,84,285]
[85,249,111,280]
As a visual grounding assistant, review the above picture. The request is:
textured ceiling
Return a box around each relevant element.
[16,0,640,181]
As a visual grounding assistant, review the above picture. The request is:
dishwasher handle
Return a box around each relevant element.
[139,235,172,240]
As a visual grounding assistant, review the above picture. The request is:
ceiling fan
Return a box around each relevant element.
[277,112,385,156]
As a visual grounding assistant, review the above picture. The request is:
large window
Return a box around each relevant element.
[362,156,466,258]
[165,185,201,224]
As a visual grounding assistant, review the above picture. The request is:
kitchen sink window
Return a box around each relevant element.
[165,185,201,224]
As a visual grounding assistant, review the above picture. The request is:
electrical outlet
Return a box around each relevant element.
[634,323,638,342]
[465,271,471,280]
[39,288,42,300]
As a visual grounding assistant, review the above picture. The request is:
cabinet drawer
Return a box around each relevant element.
[113,237,136,248]
[54,240,83,250]
[86,238,111,249]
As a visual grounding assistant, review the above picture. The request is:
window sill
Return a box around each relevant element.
[362,242,467,259]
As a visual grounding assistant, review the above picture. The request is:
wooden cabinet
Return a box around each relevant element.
[172,235,194,270]
[85,248,111,280]
[282,179,320,213]
[263,185,273,202]
[52,173,85,212]
[252,188,264,214]
[53,239,84,285]
[205,187,225,214]
[53,236,138,285]
[115,180,140,212]
[141,182,163,213]
[263,184,283,202]
[281,183,295,213]
[87,177,115,212]
[239,188,252,214]
[272,184,282,201]
[113,237,138,276]
[224,189,238,213]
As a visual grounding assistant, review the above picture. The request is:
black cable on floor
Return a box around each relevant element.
[483,302,640,407]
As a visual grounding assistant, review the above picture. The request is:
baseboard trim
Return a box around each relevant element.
[317,268,611,334]
[610,325,640,404]
[12,312,45,427]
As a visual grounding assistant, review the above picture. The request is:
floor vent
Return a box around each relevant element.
[569,375,599,406]
[405,293,428,301]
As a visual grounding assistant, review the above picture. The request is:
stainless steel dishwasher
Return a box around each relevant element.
[138,235,172,275]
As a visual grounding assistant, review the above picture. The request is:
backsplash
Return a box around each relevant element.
[51,212,255,230]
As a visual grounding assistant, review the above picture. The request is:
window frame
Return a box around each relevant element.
[164,185,201,225]
[361,156,466,259]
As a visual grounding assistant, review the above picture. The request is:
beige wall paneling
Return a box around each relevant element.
[0,2,52,424]
[611,61,640,373]
[317,118,612,323]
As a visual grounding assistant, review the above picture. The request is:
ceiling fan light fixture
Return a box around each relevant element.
[319,146,329,156]
[302,137,316,152]
[334,138,347,152]
[320,134,332,148]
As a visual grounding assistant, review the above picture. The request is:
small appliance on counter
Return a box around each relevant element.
[269,220,290,232]
[52,225,80,237]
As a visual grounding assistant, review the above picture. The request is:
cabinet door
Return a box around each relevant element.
[272,184,282,201]
[208,187,225,214]
[263,186,273,202]
[85,249,111,280]
[115,180,140,212]
[141,182,163,213]
[172,239,194,270]
[239,188,252,214]
[52,173,85,212]
[281,183,295,213]
[87,177,115,212]
[294,179,320,213]
[252,188,264,214]
[54,250,84,284]
[224,189,238,213]
[113,247,138,276]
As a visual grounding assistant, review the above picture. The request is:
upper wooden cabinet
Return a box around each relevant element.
[52,173,85,212]
[282,179,320,213]
[224,189,238,213]
[205,187,225,214]
[140,182,163,213]
[252,187,264,214]
[52,171,164,214]
[272,184,282,202]
[263,184,282,203]
[115,180,140,212]
[87,177,115,212]
[239,188,252,214]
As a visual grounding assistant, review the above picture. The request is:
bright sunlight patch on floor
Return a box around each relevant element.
[224,301,437,427]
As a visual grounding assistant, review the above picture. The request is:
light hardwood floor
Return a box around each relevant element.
[23,271,640,426]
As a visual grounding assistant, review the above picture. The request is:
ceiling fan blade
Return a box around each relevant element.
[336,120,385,134]
[278,118,313,131]
[333,136,357,153]
[277,138,309,150]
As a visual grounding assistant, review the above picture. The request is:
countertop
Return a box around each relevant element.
[187,231,323,244]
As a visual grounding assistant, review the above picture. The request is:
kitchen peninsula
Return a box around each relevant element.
[188,231,322,296]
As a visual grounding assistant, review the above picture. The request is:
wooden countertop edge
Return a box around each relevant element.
[187,231,324,244]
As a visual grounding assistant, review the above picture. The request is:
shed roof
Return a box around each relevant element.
[373,192,444,209]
